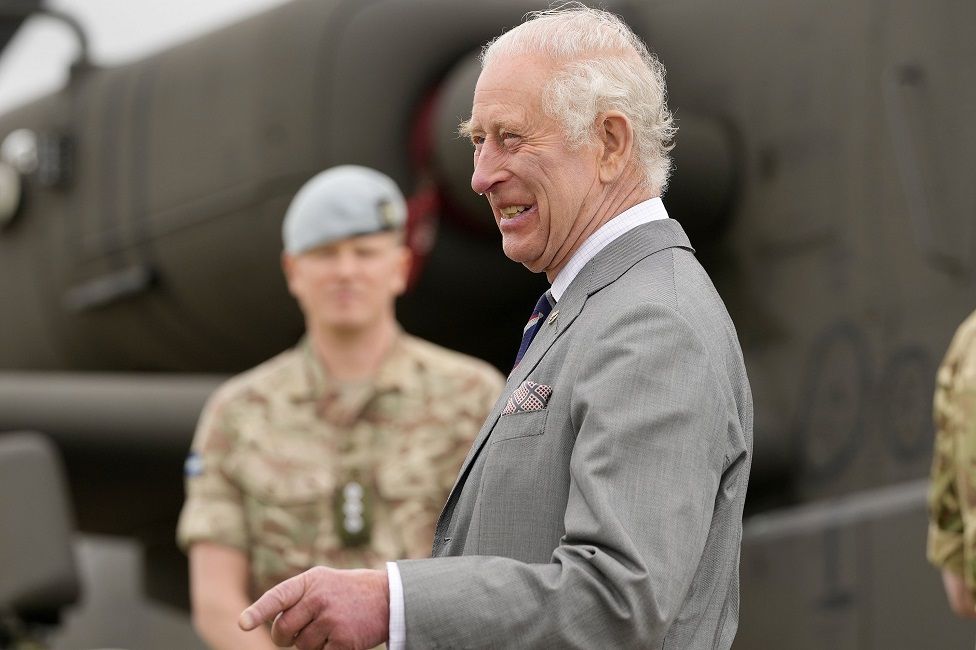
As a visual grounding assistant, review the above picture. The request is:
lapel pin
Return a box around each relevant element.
[547,309,559,326]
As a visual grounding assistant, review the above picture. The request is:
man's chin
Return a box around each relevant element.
[501,242,541,270]
[320,316,370,335]
[508,253,547,275]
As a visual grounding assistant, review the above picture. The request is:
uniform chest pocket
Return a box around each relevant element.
[229,453,336,550]
[230,452,336,505]
[228,453,338,590]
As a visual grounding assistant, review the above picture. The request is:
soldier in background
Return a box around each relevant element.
[176,165,504,650]
[928,307,976,620]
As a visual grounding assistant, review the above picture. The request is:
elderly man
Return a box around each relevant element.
[240,6,753,649]
[177,165,503,650]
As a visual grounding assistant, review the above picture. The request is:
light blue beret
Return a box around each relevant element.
[282,165,407,254]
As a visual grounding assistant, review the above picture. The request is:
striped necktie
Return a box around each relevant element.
[513,290,554,371]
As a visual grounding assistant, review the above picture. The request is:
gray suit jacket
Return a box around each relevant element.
[397,219,753,649]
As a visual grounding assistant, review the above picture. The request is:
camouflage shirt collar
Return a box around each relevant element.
[296,329,417,400]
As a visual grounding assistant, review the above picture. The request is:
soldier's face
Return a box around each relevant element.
[283,231,409,334]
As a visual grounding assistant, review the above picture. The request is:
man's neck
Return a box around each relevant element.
[308,318,399,383]
[545,167,653,282]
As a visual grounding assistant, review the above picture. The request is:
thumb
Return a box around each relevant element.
[239,573,306,631]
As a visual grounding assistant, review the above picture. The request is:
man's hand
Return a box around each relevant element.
[941,568,976,619]
[239,567,390,649]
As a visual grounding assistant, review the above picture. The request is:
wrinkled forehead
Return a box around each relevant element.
[467,54,553,130]
[478,51,557,91]
[466,99,533,136]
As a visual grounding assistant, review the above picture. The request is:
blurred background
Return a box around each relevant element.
[0,0,973,647]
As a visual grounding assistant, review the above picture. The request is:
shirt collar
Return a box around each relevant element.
[297,329,413,399]
[549,197,669,302]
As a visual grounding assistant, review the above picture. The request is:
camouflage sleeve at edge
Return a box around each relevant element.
[176,389,249,552]
[955,377,976,593]
[928,317,976,593]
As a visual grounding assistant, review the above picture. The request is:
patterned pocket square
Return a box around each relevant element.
[502,381,553,416]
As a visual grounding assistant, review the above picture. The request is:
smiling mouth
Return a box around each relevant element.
[499,205,530,219]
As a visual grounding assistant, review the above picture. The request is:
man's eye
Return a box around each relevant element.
[309,248,338,260]
[471,135,485,148]
[500,132,520,144]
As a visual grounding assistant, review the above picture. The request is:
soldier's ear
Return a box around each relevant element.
[281,252,298,296]
[391,245,411,296]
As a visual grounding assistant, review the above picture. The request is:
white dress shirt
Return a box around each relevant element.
[386,196,671,649]
[550,196,669,301]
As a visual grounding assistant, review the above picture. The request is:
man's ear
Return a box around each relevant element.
[281,252,298,296]
[596,111,634,184]
[392,244,412,296]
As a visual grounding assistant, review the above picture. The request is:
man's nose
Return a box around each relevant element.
[334,249,358,275]
[471,141,506,196]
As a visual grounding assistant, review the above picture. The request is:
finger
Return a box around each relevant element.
[271,610,307,647]
[274,598,329,646]
[240,573,308,631]
[292,615,332,650]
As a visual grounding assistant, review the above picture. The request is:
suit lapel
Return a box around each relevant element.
[438,219,694,530]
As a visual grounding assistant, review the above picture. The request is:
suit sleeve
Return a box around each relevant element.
[396,303,735,648]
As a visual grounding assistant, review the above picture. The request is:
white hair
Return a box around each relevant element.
[481,2,676,193]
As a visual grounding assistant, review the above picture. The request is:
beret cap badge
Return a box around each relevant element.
[378,198,398,229]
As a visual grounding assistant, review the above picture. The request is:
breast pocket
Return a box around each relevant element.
[229,453,335,588]
[492,407,549,442]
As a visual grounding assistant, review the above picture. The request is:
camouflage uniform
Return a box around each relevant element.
[177,332,503,598]
[928,309,976,595]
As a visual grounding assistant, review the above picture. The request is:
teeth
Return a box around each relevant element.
[500,205,528,217]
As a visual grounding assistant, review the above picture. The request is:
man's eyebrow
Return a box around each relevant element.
[459,117,527,140]
[458,118,478,138]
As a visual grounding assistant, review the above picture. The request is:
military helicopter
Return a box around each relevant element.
[0,0,973,648]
